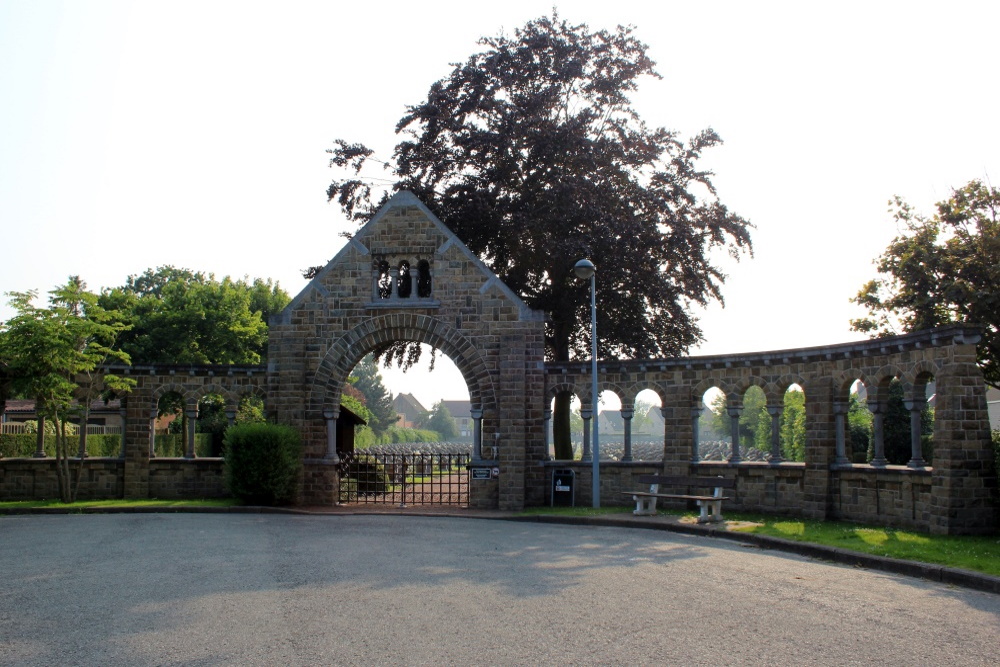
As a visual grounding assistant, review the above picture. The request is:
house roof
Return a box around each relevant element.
[440,400,471,419]
[393,393,426,417]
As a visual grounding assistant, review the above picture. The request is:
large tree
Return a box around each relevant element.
[324,14,753,457]
[99,266,290,365]
[851,180,1000,387]
[2,278,134,502]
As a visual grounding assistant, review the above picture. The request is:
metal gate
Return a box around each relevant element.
[337,450,470,506]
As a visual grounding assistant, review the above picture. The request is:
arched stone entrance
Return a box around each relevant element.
[267,191,546,510]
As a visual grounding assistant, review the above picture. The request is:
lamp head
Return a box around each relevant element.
[573,259,596,280]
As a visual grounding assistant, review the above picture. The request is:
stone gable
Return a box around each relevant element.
[268,191,546,509]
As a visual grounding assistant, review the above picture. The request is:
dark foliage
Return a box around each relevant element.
[852,180,1000,388]
[223,423,302,505]
[323,13,752,364]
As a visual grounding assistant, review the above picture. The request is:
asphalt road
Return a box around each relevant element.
[1,513,998,666]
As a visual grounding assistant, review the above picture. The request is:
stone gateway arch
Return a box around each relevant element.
[266,191,547,510]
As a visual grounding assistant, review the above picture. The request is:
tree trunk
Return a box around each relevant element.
[552,391,574,459]
[54,416,70,503]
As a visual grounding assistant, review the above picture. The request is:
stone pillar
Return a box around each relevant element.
[580,408,592,462]
[727,403,742,463]
[184,408,197,459]
[471,408,483,461]
[833,401,850,465]
[543,408,552,460]
[869,401,886,467]
[690,405,703,464]
[226,409,237,429]
[371,267,381,301]
[929,349,997,534]
[620,407,634,462]
[389,268,399,299]
[148,409,158,457]
[905,399,927,469]
[323,409,339,463]
[34,416,45,458]
[119,407,128,459]
[768,405,783,463]
[410,266,420,301]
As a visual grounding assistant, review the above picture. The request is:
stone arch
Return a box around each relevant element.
[905,360,938,402]
[546,382,578,404]
[152,383,194,408]
[833,371,870,400]
[593,381,627,407]
[308,313,496,419]
[693,376,730,403]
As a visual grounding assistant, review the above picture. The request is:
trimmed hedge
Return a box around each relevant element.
[0,433,123,458]
[223,423,302,505]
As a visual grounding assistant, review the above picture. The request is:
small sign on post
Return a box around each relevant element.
[551,468,575,507]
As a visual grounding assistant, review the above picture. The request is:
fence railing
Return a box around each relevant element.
[338,450,470,506]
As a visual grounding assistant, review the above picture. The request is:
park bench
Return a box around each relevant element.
[622,475,736,523]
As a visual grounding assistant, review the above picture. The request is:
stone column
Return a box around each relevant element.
[184,408,197,459]
[371,267,381,301]
[226,409,237,428]
[149,409,158,457]
[768,405,783,463]
[471,408,483,461]
[581,408,592,462]
[869,401,886,467]
[323,409,339,463]
[119,407,128,459]
[410,266,420,301]
[389,268,399,299]
[543,408,552,460]
[833,401,849,465]
[905,399,927,468]
[620,407,634,462]
[727,403,742,463]
[690,405,703,464]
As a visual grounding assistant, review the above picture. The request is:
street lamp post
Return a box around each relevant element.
[574,259,600,508]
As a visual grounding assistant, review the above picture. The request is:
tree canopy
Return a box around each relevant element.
[851,180,1000,387]
[324,13,753,363]
[99,266,290,365]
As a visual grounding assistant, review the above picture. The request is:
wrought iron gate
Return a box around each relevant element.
[337,450,470,506]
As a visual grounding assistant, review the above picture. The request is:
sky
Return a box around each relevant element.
[2,0,998,409]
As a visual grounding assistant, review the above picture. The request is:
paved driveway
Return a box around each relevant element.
[1,514,998,665]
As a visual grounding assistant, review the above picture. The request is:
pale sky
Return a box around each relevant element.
[2,0,998,409]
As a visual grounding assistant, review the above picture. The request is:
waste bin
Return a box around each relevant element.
[551,468,575,507]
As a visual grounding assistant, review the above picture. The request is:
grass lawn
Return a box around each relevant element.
[0,498,239,511]
[520,505,1000,578]
[725,511,1000,577]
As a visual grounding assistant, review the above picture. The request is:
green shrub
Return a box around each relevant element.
[341,454,390,498]
[992,429,1000,484]
[223,423,302,505]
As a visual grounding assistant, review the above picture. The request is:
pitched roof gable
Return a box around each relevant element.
[278,190,541,322]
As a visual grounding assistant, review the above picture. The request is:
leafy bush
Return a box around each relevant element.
[993,429,1000,484]
[340,453,390,499]
[223,423,302,505]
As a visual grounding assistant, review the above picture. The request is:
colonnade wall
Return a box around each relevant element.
[543,325,996,535]
[0,364,266,502]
